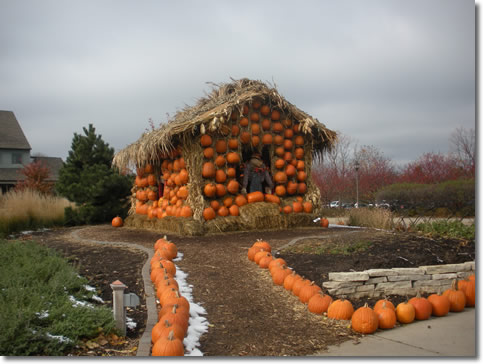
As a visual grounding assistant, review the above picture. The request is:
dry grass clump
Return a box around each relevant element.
[348,207,394,230]
[0,189,73,236]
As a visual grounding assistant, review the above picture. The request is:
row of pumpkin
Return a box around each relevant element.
[248,239,475,334]
[149,237,189,356]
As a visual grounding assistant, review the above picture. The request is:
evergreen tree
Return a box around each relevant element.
[57,124,133,225]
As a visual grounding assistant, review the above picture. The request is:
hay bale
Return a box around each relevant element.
[239,202,287,230]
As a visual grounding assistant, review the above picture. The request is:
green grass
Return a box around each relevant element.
[415,220,475,240]
[0,240,116,356]
[0,189,74,238]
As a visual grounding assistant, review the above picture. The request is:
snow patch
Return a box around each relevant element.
[126,316,137,330]
[173,252,184,262]
[69,295,94,308]
[46,333,72,343]
[35,310,49,319]
[91,295,104,303]
[173,260,209,356]
[84,285,96,292]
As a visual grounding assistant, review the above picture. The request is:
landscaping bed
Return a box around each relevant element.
[17,224,475,356]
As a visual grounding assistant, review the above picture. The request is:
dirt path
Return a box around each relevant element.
[72,225,363,356]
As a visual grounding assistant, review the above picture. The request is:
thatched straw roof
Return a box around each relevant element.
[113,78,336,169]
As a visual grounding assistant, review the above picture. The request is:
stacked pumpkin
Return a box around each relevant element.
[201,100,313,221]
[248,239,476,335]
[156,147,193,219]
[134,163,159,217]
[150,236,188,356]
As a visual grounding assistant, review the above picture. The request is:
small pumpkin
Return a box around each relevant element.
[396,301,415,324]
[227,179,239,195]
[200,134,212,147]
[308,292,333,315]
[229,204,239,216]
[320,218,329,228]
[292,201,303,213]
[217,206,229,217]
[214,155,226,167]
[112,216,123,227]
[443,280,466,312]
[240,117,249,127]
[228,138,238,150]
[327,299,354,320]
[202,162,216,178]
[268,258,287,272]
[226,152,241,164]
[260,105,270,116]
[374,301,396,329]
[231,124,240,136]
[215,184,227,197]
[272,266,292,286]
[351,303,379,334]
[203,207,216,221]
[275,185,286,197]
[264,194,281,205]
[234,194,248,207]
[258,253,273,269]
[262,133,273,145]
[215,140,227,154]
[374,298,395,312]
[292,278,311,297]
[203,183,217,198]
[215,169,227,183]
[253,249,268,265]
[302,201,313,213]
[271,109,281,121]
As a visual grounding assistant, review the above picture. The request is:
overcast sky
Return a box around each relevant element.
[0,0,476,167]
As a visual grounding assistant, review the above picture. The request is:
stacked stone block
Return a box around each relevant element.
[322,261,475,299]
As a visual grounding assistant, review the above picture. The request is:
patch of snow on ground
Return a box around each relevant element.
[68,295,94,308]
[173,252,184,262]
[174,261,209,356]
[126,316,137,330]
[46,333,72,343]
[35,310,49,319]
[91,295,104,303]
[84,285,96,292]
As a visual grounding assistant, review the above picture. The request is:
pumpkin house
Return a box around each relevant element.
[113,79,336,235]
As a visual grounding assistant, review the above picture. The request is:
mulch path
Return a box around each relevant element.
[16,224,475,356]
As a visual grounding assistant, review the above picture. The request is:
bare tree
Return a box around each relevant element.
[450,127,475,177]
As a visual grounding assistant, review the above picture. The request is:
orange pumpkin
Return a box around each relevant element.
[396,301,415,324]
[200,134,212,147]
[251,135,260,147]
[274,171,287,184]
[228,138,238,150]
[374,301,396,329]
[235,194,248,207]
[282,205,292,214]
[271,109,281,121]
[215,169,227,183]
[351,303,379,334]
[240,131,251,144]
[302,201,313,213]
[292,201,303,213]
[261,118,271,130]
[275,185,286,197]
[264,194,281,204]
[428,292,450,317]
[227,179,239,194]
[327,299,354,320]
[215,184,227,197]
[202,162,216,178]
[203,183,216,198]
[215,140,227,154]
[285,164,296,177]
[262,133,273,145]
[308,292,333,315]
[203,207,216,220]
[294,135,304,146]
[217,206,229,217]
[226,167,236,178]
[297,182,307,194]
[231,124,240,136]
[112,216,123,227]
[215,155,226,167]
[240,117,249,127]
[247,191,264,203]
[229,204,239,216]
[250,112,260,123]
[443,280,466,312]
[226,152,240,164]
[408,292,432,320]
[260,105,270,116]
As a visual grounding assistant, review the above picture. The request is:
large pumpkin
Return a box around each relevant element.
[443,280,466,312]
[427,292,450,317]
[396,301,415,324]
[351,303,379,334]
[408,292,432,320]
[327,299,354,320]
[374,301,396,329]
[151,330,184,356]
[202,162,216,178]
[308,292,333,315]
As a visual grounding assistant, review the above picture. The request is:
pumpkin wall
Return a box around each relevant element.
[197,97,320,221]
[132,145,193,220]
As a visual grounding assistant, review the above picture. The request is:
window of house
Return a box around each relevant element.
[11,153,22,164]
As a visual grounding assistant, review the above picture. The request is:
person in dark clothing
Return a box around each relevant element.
[241,152,274,194]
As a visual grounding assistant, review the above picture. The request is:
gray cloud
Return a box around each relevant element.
[0,0,475,167]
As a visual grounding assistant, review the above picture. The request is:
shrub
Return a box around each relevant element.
[0,240,116,355]
[0,189,73,237]
[376,179,475,216]
[415,220,475,240]
[348,207,394,230]
[57,124,133,225]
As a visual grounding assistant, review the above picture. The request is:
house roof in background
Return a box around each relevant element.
[32,156,64,180]
[0,110,31,150]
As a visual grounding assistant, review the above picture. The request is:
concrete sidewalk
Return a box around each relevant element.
[314,308,476,357]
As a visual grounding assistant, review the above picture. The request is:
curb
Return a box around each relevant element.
[70,228,156,357]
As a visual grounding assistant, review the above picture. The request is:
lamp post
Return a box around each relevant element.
[355,160,360,208]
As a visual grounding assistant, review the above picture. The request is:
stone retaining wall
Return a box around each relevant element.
[322,261,475,299]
